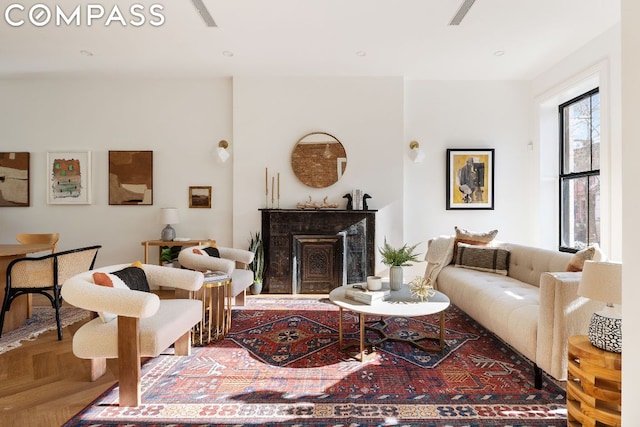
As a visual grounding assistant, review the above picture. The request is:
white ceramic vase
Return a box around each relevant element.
[389,266,403,291]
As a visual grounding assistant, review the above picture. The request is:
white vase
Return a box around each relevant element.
[389,266,403,291]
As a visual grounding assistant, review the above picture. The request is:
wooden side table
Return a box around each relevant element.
[567,335,621,427]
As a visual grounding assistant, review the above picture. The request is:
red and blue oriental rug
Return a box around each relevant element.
[63,298,566,427]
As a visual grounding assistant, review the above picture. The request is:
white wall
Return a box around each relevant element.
[621,0,639,422]
[0,77,233,266]
[231,76,405,276]
[531,25,622,258]
[403,80,533,256]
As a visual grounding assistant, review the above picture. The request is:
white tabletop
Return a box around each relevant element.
[329,282,450,317]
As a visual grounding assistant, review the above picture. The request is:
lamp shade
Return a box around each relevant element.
[159,208,180,225]
[577,260,622,305]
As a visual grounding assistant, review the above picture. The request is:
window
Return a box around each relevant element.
[559,88,600,252]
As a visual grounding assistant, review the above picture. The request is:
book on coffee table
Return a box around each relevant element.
[345,287,390,304]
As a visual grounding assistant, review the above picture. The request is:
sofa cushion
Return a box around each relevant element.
[92,272,130,323]
[455,243,510,275]
[202,246,220,257]
[453,226,498,261]
[566,246,596,272]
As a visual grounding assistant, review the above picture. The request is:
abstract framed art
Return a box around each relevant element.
[446,148,494,210]
[109,150,153,205]
[46,151,91,205]
[189,186,212,208]
[0,152,30,207]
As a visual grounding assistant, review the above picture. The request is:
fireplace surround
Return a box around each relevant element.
[260,209,376,294]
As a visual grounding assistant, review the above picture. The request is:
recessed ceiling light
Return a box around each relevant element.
[493,50,505,56]
[222,51,234,57]
[79,50,93,57]
[356,51,367,57]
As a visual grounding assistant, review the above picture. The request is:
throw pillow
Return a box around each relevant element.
[566,246,597,272]
[112,263,150,293]
[455,243,510,275]
[193,248,204,255]
[452,226,499,262]
[92,272,129,323]
[202,246,220,257]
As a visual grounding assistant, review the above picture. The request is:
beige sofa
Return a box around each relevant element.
[431,241,601,387]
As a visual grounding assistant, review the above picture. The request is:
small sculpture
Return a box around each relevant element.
[343,193,353,210]
[363,193,372,210]
[296,196,338,209]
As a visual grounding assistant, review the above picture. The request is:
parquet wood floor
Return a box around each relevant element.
[0,291,319,426]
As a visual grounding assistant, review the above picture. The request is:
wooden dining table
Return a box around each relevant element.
[0,243,55,333]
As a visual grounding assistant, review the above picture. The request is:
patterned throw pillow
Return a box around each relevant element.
[455,243,510,275]
[112,263,150,293]
[452,226,499,262]
[92,272,129,323]
[566,246,597,272]
[202,246,220,257]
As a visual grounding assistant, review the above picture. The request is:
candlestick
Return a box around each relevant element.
[265,167,268,208]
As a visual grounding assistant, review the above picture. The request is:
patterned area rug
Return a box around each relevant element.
[0,306,90,354]
[64,298,567,427]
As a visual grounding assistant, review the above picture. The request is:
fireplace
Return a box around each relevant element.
[261,209,376,294]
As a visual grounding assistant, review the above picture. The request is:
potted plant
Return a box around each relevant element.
[379,238,420,290]
[248,231,264,295]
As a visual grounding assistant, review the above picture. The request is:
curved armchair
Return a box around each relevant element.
[178,245,254,305]
[61,263,203,407]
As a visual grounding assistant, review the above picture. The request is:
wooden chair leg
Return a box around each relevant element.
[174,330,192,356]
[90,358,107,381]
[235,289,246,306]
[117,316,141,407]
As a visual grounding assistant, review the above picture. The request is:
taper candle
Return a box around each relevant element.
[271,176,275,205]
[277,173,280,199]
[265,168,268,196]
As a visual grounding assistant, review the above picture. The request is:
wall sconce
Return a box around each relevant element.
[217,140,230,163]
[408,141,425,163]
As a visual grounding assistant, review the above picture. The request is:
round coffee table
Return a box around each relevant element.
[329,283,450,362]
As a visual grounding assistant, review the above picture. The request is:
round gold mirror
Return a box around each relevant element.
[291,132,347,188]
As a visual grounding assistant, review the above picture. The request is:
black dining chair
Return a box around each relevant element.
[0,245,101,340]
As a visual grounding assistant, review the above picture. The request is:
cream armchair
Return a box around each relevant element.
[61,263,203,407]
[178,245,255,305]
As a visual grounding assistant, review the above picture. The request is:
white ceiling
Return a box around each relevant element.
[0,0,621,80]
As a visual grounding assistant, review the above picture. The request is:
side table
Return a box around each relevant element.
[567,335,621,427]
[192,273,232,346]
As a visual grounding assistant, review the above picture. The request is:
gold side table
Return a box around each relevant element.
[193,274,232,346]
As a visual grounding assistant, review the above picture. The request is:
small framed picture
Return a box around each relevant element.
[47,151,92,205]
[189,186,212,208]
[446,148,494,210]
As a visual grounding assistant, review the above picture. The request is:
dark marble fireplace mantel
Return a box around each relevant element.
[260,209,376,294]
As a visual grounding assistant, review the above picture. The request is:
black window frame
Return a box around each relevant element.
[558,87,600,253]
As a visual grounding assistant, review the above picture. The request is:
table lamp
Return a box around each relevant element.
[577,260,622,353]
[159,208,179,241]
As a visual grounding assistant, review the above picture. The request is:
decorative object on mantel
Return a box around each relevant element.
[264,168,281,208]
[408,276,435,301]
[353,189,363,210]
[379,238,421,291]
[577,260,622,353]
[296,196,339,209]
[363,193,372,210]
[343,193,353,210]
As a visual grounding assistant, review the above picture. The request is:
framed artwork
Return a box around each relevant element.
[189,186,212,208]
[46,151,91,205]
[446,148,494,210]
[0,152,30,207]
[109,150,153,205]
